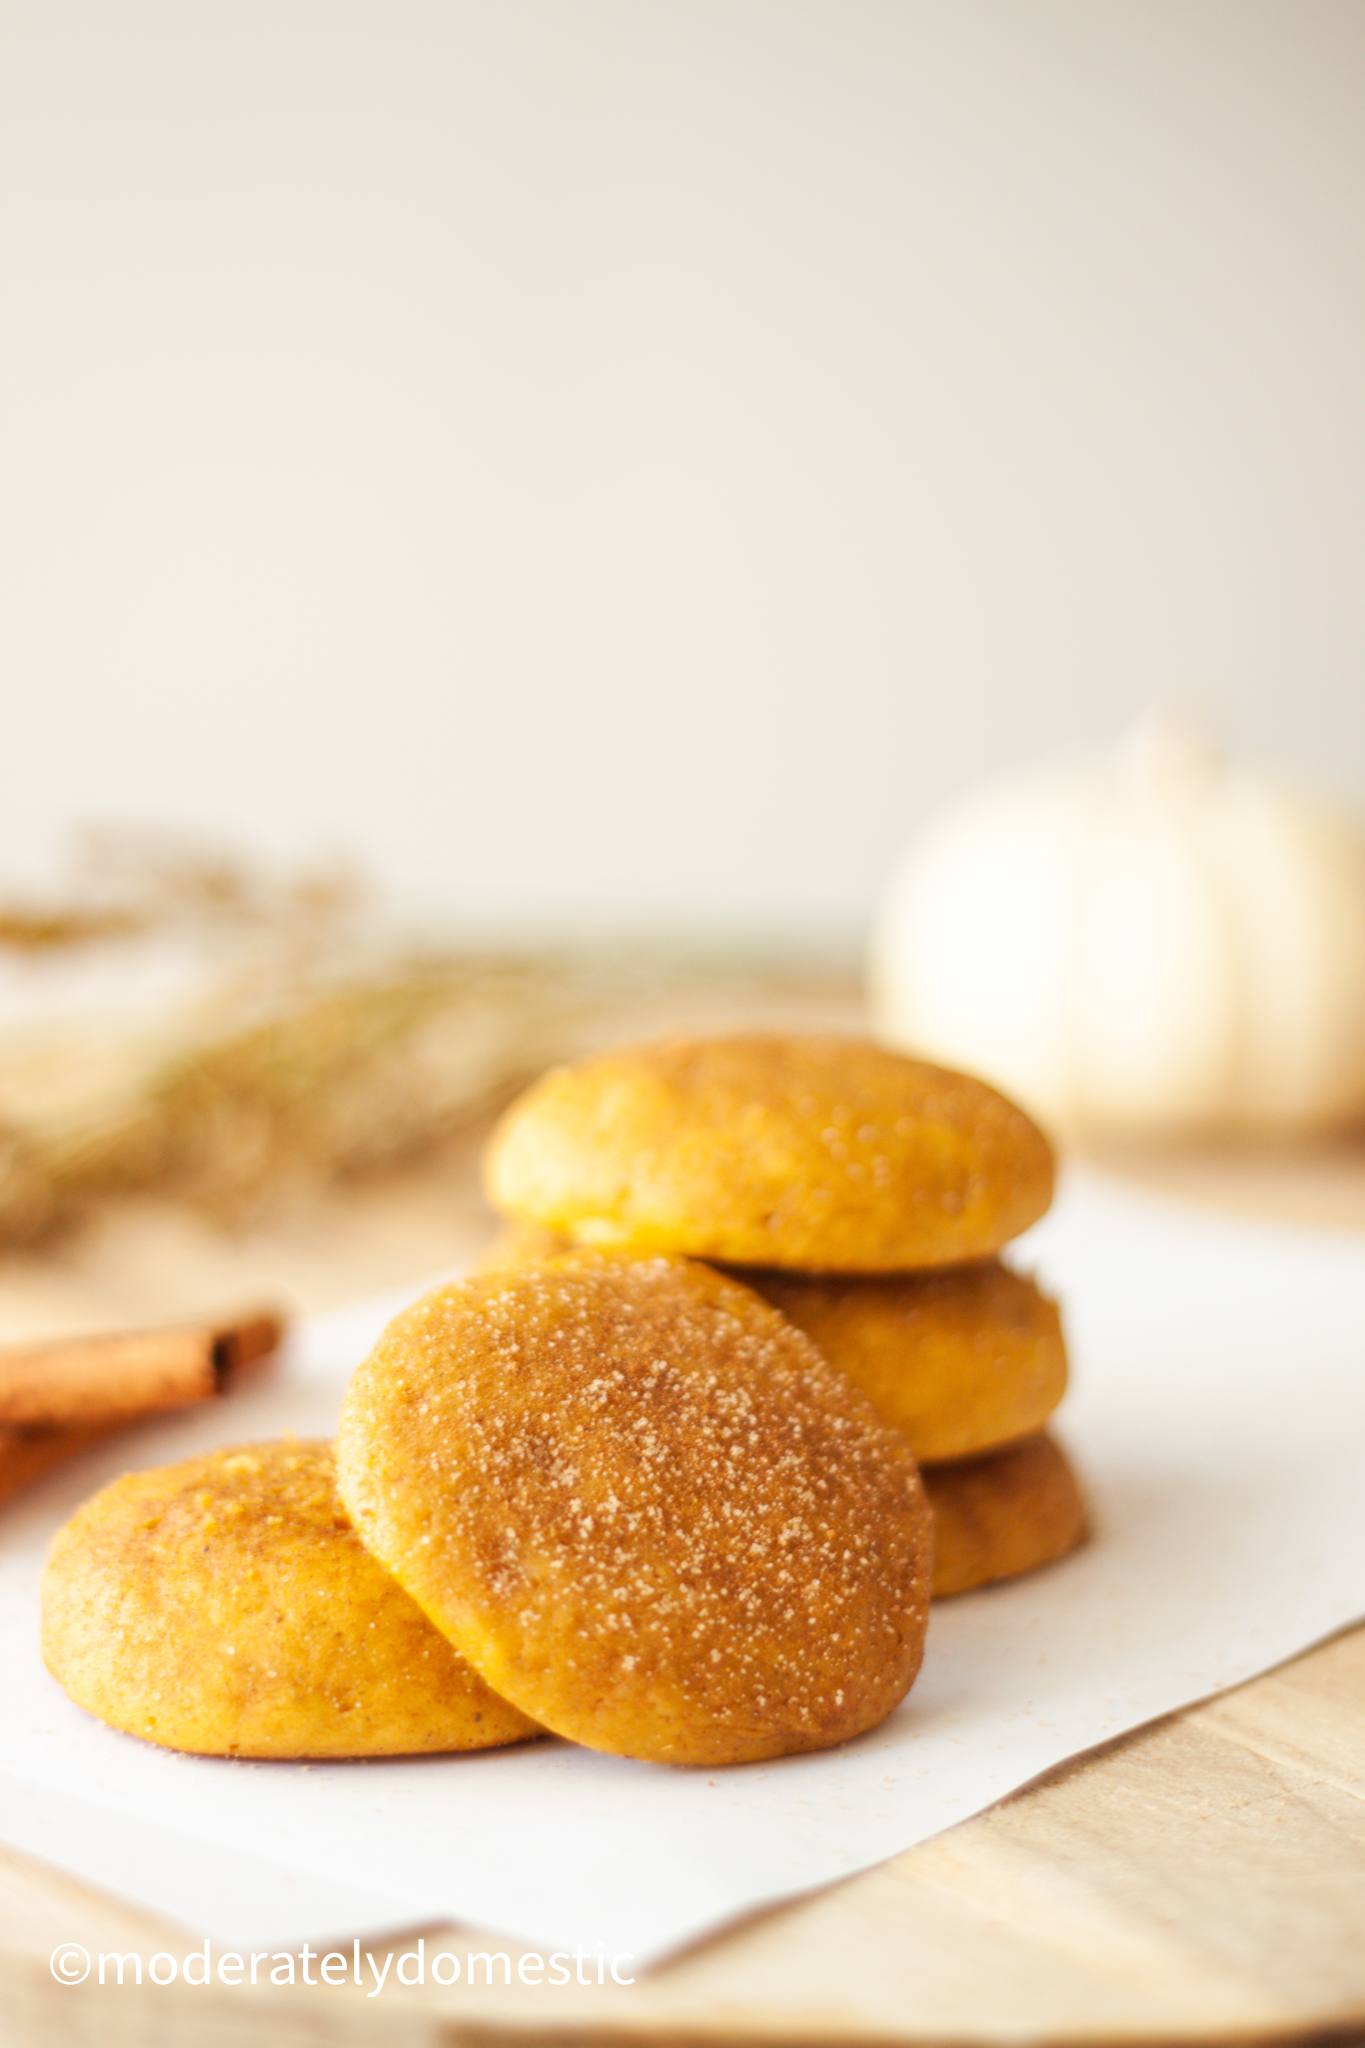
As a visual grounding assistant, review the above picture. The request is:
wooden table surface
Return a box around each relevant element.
[4,1103,1365,2047]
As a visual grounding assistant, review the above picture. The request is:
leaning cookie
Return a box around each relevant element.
[336,1255,933,1768]
[921,1432,1088,1597]
[41,1441,540,1757]
[484,1035,1054,1272]
[738,1260,1068,1463]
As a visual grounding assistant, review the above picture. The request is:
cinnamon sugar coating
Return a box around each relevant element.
[738,1260,1068,1462]
[922,1432,1088,1597]
[484,1035,1053,1271]
[41,1441,538,1757]
[336,1256,932,1766]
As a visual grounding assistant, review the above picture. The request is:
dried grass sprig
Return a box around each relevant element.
[0,835,857,1245]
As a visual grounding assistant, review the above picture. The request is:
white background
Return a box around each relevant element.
[3,2,1363,941]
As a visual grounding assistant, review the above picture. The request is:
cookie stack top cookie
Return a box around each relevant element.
[485,1034,1055,1272]
[41,1035,1068,1770]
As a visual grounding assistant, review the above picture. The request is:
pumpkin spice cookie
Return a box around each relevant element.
[42,1441,539,1758]
[336,1255,933,1767]
[921,1432,1088,1598]
[739,1260,1068,1463]
[483,1034,1053,1272]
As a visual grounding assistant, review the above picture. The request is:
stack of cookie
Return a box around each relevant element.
[40,1034,1083,1771]
[483,1034,1086,1599]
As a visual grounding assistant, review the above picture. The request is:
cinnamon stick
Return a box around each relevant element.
[0,1422,117,1504]
[0,1311,284,1428]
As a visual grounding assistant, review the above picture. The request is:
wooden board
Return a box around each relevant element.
[4,1121,1365,2047]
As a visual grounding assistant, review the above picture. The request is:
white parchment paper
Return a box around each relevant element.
[2,1167,1364,1965]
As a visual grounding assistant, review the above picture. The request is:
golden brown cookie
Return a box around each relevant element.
[484,1035,1053,1271]
[41,1440,539,1758]
[738,1260,1067,1462]
[336,1255,933,1767]
[921,1432,1088,1597]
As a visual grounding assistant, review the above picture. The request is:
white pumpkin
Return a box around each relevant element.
[868,715,1365,1138]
